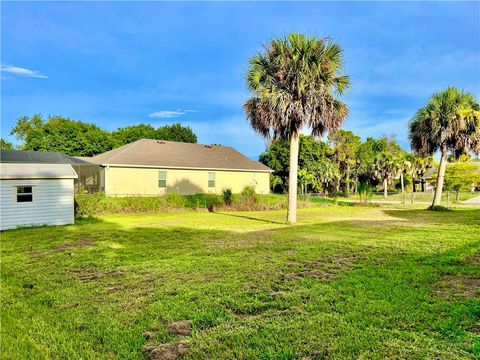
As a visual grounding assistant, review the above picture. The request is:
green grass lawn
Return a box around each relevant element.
[1,206,479,359]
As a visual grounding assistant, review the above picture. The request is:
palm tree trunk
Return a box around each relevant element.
[412,174,416,192]
[383,178,388,199]
[400,172,405,194]
[432,150,448,206]
[287,133,299,224]
[346,164,351,195]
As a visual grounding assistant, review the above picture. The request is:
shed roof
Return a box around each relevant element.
[0,163,78,180]
[0,150,95,165]
[88,139,272,172]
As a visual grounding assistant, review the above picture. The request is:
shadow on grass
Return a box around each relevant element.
[213,211,286,225]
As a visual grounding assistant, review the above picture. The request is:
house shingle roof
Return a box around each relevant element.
[89,139,272,172]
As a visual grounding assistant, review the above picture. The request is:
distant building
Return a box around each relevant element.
[86,139,272,195]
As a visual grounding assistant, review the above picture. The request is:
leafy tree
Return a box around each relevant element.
[0,138,14,150]
[112,123,197,146]
[259,139,290,192]
[10,115,198,156]
[155,123,197,143]
[259,135,331,193]
[245,33,349,223]
[11,115,114,157]
[447,152,471,163]
[329,130,361,195]
[409,87,480,206]
[10,114,43,141]
[111,124,157,146]
[443,162,480,201]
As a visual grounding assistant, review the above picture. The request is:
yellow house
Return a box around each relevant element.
[88,139,272,195]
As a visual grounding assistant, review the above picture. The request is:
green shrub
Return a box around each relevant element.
[222,188,233,206]
[241,185,257,206]
[74,192,105,218]
[357,182,373,205]
[165,192,187,209]
[205,195,223,212]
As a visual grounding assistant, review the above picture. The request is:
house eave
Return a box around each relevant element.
[100,163,273,173]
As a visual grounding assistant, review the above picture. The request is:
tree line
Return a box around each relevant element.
[260,131,437,196]
[0,114,198,156]
[245,33,479,222]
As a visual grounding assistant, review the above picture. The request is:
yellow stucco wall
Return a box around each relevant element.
[105,166,270,195]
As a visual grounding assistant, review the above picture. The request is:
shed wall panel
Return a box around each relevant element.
[0,179,74,230]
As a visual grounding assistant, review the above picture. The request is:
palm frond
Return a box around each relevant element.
[244,33,350,140]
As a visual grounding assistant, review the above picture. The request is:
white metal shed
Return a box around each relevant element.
[0,163,78,231]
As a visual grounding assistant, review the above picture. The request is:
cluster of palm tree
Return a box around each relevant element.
[409,87,480,207]
[245,33,479,223]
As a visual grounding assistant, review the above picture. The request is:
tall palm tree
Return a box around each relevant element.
[409,87,480,206]
[373,153,401,199]
[244,33,350,223]
[398,157,411,195]
[314,160,340,196]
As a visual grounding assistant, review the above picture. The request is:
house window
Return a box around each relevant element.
[158,171,167,188]
[16,186,33,203]
[208,172,215,188]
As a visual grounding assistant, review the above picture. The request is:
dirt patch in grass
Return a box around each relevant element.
[432,275,480,299]
[284,251,367,282]
[143,341,189,360]
[167,320,192,336]
[54,238,94,251]
[68,267,125,282]
[466,252,480,266]
[227,252,367,317]
[143,331,156,340]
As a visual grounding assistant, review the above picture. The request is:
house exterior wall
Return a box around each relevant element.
[104,166,270,195]
[0,178,75,231]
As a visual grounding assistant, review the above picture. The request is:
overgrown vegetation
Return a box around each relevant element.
[74,192,301,218]
[2,207,479,358]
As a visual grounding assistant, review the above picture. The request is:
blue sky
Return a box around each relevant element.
[1,1,479,159]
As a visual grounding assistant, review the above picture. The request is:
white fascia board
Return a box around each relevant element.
[99,163,273,173]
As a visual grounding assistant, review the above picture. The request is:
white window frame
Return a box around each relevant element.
[14,185,35,203]
[208,172,216,188]
[158,170,167,188]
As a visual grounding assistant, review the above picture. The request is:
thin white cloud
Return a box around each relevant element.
[148,109,197,118]
[1,64,48,79]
